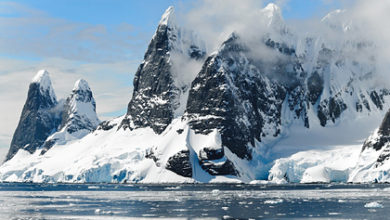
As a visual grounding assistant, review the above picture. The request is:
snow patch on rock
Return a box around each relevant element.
[31,69,56,103]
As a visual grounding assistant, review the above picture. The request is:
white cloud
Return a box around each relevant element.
[349,0,390,81]
[182,0,269,52]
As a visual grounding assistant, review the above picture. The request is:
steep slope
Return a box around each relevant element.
[40,79,100,154]
[120,6,206,134]
[5,70,61,161]
[184,33,286,176]
[348,109,390,182]
[1,5,390,183]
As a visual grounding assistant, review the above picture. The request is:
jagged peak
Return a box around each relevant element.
[73,79,91,92]
[31,69,56,99]
[219,32,242,49]
[221,32,240,45]
[32,69,50,85]
[159,6,175,26]
[63,78,99,130]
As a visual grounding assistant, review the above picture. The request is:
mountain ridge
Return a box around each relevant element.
[1,5,390,183]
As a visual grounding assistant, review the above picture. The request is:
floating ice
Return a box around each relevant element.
[364,201,384,208]
[264,199,283,204]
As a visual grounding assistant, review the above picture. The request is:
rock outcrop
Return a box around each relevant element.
[121,6,206,134]
[41,79,100,154]
[5,70,61,161]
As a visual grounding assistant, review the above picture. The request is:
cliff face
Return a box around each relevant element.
[6,70,61,161]
[5,69,100,161]
[1,5,390,183]
[121,6,206,134]
[347,109,390,183]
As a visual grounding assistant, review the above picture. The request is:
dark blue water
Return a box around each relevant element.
[0,183,389,219]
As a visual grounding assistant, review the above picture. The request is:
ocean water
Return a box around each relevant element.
[0,183,389,219]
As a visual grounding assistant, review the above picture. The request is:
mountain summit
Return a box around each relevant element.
[5,72,100,160]
[40,79,100,154]
[120,6,206,134]
[1,5,390,183]
[5,70,60,161]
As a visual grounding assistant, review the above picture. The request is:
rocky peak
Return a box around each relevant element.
[31,69,56,104]
[120,6,206,134]
[5,70,61,161]
[40,79,100,154]
[59,79,99,133]
[73,78,91,91]
[70,79,96,105]
[183,33,286,176]
[159,6,175,27]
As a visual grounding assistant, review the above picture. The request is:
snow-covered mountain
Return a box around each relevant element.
[120,6,206,134]
[348,109,390,183]
[4,70,100,162]
[1,4,390,183]
[40,79,100,155]
[5,70,61,161]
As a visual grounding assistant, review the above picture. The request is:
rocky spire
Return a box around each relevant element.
[60,79,100,133]
[159,6,175,27]
[40,79,100,154]
[5,70,61,161]
[120,6,206,134]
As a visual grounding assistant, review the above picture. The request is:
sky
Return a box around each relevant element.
[0,0,352,160]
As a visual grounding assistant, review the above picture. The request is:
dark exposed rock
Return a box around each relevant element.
[317,96,347,126]
[120,7,206,134]
[165,150,192,177]
[369,90,389,111]
[186,34,287,162]
[362,108,390,156]
[6,71,61,161]
[123,21,177,134]
[197,147,238,176]
[307,71,324,105]
[40,79,100,155]
[40,139,57,155]
[198,147,224,161]
[265,38,296,56]
[145,147,159,165]
[97,121,117,131]
[200,159,237,176]
[362,109,390,163]
[376,148,390,167]
[379,110,390,137]
[189,45,206,60]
